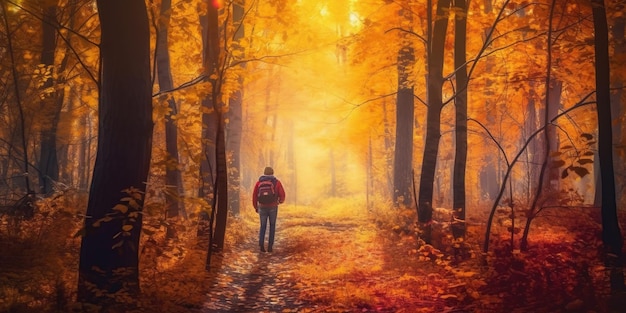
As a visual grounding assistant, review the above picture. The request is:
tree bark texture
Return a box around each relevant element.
[591,0,625,292]
[392,7,415,208]
[226,1,245,216]
[77,0,152,306]
[212,113,229,251]
[156,0,186,220]
[418,0,451,244]
[452,0,468,238]
[38,1,59,194]
[538,79,562,196]
[197,1,220,239]
[200,0,229,258]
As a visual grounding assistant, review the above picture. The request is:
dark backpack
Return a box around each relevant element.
[257,179,277,204]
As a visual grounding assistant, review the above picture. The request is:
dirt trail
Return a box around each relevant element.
[201,204,392,312]
[202,241,315,312]
[204,243,308,312]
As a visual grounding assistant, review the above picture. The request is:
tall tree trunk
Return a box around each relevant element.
[418,0,450,244]
[38,1,59,194]
[525,86,539,203]
[79,106,95,190]
[200,0,229,259]
[392,7,415,208]
[77,0,152,307]
[197,109,218,240]
[156,0,186,221]
[452,0,468,239]
[539,79,562,196]
[226,94,242,215]
[211,111,229,252]
[611,15,624,148]
[592,0,625,293]
[597,11,625,206]
[197,1,219,240]
[226,1,244,216]
[382,100,394,196]
[53,0,79,188]
[78,107,89,189]
[40,0,74,194]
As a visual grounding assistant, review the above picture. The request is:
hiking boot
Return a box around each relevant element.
[260,246,266,252]
[267,247,273,252]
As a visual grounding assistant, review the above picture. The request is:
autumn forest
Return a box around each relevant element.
[1,0,626,312]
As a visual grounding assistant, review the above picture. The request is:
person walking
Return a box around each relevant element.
[252,166,285,252]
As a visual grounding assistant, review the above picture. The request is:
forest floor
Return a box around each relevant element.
[140,199,626,313]
[200,203,439,313]
[163,202,463,313]
[2,195,626,312]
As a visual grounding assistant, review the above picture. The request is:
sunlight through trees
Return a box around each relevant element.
[0,0,625,311]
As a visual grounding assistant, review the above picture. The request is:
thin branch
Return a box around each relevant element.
[467,118,511,167]
[57,28,99,85]
[385,27,427,44]
[475,90,595,254]
[7,0,100,85]
[7,0,99,46]
[152,75,208,97]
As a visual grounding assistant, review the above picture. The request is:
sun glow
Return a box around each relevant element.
[319,5,329,17]
[349,12,361,27]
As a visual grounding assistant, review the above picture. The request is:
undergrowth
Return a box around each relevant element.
[0,189,85,313]
[0,191,624,312]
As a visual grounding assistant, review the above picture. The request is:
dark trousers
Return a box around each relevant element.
[258,206,278,248]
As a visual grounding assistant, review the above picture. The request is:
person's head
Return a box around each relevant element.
[264,166,274,175]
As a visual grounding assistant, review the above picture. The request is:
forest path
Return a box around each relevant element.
[200,203,406,313]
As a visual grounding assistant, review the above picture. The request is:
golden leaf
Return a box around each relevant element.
[113,204,128,214]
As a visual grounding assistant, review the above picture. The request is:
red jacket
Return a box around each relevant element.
[252,175,285,210]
